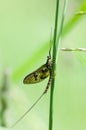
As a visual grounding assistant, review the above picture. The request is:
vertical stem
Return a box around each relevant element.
[49,0,59,130]
[49,0,67,130]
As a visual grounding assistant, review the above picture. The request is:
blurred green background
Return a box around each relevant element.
[0,0,86,130]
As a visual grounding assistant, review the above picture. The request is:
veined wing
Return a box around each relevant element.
[23,64,50,84]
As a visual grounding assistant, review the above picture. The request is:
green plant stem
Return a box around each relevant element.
[60,48,86,52]
[76,10,86,15]
[49,0,59,130]
[62,2,86,37]
[49,0,67,130]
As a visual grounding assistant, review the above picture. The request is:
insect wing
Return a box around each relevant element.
[23,64,50,84]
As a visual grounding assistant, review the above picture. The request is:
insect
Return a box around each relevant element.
[11,48,52,128]
[23,49,52,93]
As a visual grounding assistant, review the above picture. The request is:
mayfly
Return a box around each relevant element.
[11,48,52,128]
